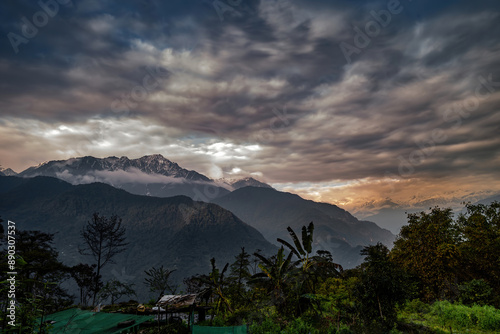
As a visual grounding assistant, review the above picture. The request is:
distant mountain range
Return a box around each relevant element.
[20,154,210,181]
[213,187,394,267]
[3,154,397,273]
[17,155,271,200]
[0,167,17,176]
[0,175,276,300]
[354,193,500,234]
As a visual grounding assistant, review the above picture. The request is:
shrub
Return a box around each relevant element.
[459,279,493,306]
[280,317,318,334]
[473,304,500,331]
[404,299,431,316]
[430,301,500,332]
[249,317,281,334]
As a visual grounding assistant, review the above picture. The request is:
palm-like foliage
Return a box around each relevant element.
[277,222,343,282]
[250,247,295,312]
[276,222,343,317]
[196,258,233,315]
[277,222,314,271]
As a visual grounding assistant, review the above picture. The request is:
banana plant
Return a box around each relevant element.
[250,247,295,311]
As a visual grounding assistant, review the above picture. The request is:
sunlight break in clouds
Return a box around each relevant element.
[0,1,499,232]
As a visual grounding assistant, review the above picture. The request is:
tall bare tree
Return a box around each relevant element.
[79,213,128,306]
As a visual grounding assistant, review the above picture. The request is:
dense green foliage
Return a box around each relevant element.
[391,202,500,307]
[400,299,500,333]
[0,228,72,333]
[0,176,276,300]
[192,202,500,333]
[1,202,500,333]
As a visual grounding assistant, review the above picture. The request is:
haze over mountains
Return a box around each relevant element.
[213,186,394,267]
[15,155,394,250]
[0,175,276,300]
[18,155,270,200]
[1,154,398,298]
[352,192,500,234]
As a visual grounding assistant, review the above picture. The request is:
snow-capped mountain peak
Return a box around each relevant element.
[219,177,272,190]
[0,167,18,176]
[16,154,272,200]
[20,154,210,182]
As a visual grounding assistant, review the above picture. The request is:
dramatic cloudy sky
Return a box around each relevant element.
[1,0,499,230]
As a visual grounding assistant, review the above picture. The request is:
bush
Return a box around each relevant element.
[280,317,319,334]
[472,304,500,331]
[432,301,474,329]
[459,279,493,306]
[404,299,430,316]
[431,301,500,332]
[249,317,281,334]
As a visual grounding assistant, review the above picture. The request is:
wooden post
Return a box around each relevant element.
[189,305,194,334]
[199,307,206,323]
[157,304,160,333]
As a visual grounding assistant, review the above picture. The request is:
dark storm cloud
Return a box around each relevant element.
[0,0,499,205]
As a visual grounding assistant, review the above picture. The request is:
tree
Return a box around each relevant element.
[79,213,128,306]
[206,258,233,315]
[277,222,315,276]
[98,280,136,305]
[0,230,72,332]
[277,222,343,316]
[70,263,99,306]
[457,202,500,305]
[391,207,460,301]
[144,266,176,301]
[277,222,343,288]
[354,243,407,333]
[250,247,295,315]
[228,247,251,305]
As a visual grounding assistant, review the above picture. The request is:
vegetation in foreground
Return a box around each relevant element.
[0,202,499,333]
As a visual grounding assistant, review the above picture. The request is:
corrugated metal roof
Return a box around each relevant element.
[157,294,197,308]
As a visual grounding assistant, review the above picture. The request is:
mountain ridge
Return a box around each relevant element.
[0,175,276,300]
[213,186,395,267]
[8,155,396,267]
[17,155,272,199]
[0,167,17,176]
[20,154,210,181]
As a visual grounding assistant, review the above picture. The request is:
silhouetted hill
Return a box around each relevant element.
[0,175,30,194]
[213,186,395,268]
[0,176,275,301]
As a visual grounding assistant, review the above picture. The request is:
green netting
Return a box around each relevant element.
[192,325,248,334]
[36,308,154,333]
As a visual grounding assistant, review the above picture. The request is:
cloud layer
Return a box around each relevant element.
[1,0,499,226]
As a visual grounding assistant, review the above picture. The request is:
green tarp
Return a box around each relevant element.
[192,325,248,334]
[36,308,154,333]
